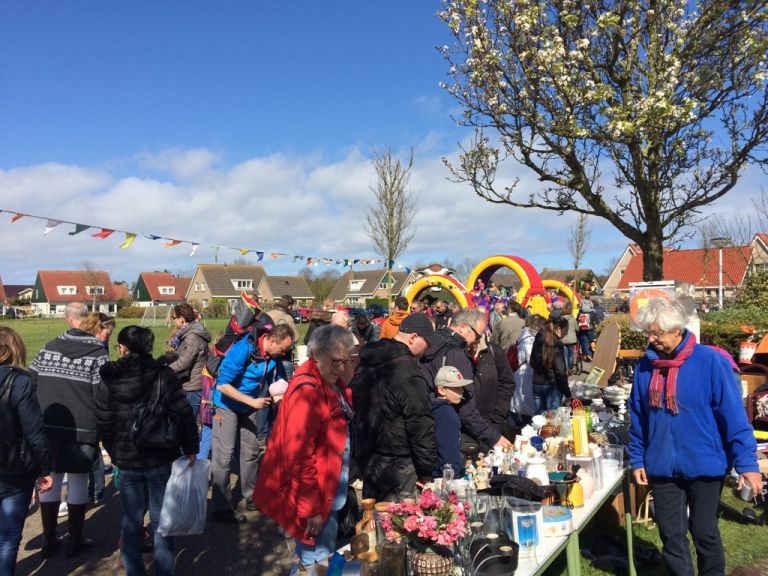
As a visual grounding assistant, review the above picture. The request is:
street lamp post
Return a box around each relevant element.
[711,237,732,310]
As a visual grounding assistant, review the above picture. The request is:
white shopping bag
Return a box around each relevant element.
[158,457,210,537]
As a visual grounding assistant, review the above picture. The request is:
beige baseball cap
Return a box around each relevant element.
[435,366,473,388]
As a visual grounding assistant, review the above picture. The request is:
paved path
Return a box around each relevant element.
[16,476,294,576]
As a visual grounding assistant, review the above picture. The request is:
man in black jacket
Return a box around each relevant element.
[351,313,438,501]
[421,308,512,450]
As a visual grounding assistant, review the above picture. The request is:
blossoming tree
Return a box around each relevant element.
[440,0,768,280]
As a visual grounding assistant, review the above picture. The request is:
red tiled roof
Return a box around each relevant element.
[0,277,6,304]
[112,283,130,301]
[36,270,117,303]
[616,246,752,289]
[139,272,191,302]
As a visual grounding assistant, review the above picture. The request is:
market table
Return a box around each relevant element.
[515,467,636,576]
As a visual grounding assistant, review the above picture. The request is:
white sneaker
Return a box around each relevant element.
[58,502,68,518]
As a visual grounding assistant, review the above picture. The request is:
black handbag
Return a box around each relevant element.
[130,370,178,450]
[0,369,37,474]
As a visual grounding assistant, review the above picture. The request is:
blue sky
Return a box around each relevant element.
[0,1,761,286]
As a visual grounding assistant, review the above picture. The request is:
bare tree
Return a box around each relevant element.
[81,261,103,312]
[299,267,341,305]
[568,214,591,269]
[366,147,418,302]
[440,0,768,281]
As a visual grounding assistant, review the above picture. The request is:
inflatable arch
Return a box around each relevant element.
[404,274,470,309]
[541,279,580,317]
[466,255,550,316]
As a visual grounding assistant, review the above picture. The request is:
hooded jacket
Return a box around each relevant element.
[421,329,502,447]
[350,339,436,479]
[95,354,199,470]
[30,329,109,445]
[380,310,409,340]
[168,320,211,392]
[628,331,758,479]
[470,336,516,431]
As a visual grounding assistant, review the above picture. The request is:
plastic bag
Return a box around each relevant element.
[158,457,210,537]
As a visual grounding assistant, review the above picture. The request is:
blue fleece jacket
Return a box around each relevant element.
[628,331,758,479]
[213,335,284,423]
[431,397,465,479]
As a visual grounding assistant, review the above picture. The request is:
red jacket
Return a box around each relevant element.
[253,358,351,544]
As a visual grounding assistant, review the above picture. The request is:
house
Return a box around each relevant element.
[132,272,192,307]
[0,277,6,305]
[607,234,768,300]
[185,264,267,311]
[111,281,131,304]
[257,276,314,307]
[327,269,416,306]
[3,284,34,303]
[602,245,641,297]
[31,270,120,316]
[539,268,601,291]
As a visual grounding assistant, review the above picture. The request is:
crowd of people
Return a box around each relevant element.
[0,291,762,576]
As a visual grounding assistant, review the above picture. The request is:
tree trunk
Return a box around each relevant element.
[640,237,665,281]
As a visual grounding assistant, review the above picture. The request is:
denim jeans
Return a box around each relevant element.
[563,344,575,371]
[577,330,593,358]
[89,449,106,501]
[185,390,202,419]
[290,511,338,576]
[197,424,212,460]
[0,487,33,576]
[533,384,562,414]
[650,476,725,576]
[118,463,175,576]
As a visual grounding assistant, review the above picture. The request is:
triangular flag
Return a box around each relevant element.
[69,224,90,235]
[388,259,395,269]
[189,243,199,256]
[10,213,26,223]
[164,239,181,248]
[92,228,114,239]
[306,257,313,266]
[119,233,137,250]
[144,234,162,240]
[405,267,412,274]
[239,248,250,255]
[256,251,264,262]
[43,219,62,235]
[270,252,279,260]
[293,256,302,262]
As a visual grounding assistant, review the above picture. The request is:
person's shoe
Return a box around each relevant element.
[211,510,247,524]
[65,504,93,558]
[40,502,61,559]
[245,501,258,512]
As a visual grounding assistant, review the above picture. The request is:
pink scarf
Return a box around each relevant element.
[649,332,696,414]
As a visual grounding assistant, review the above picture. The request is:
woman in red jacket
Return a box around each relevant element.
[254,324,357,574]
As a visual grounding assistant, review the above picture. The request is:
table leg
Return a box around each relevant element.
[565,531,581,576]
[623,470,637,576]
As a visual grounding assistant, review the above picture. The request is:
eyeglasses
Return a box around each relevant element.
[646,329,667,339]
[331,358,355,368]
[99,313,115,326]
[465,323,483,341]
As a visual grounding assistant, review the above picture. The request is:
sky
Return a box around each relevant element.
[0,1,763,287]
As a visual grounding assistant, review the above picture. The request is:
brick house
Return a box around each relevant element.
[31,270,120,316]
[257,276,314,307]
[327,269,416,306]
[132,272,192,307]
[185,264,267,311]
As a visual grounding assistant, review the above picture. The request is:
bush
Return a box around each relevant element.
[202,298,229,319]
[366,298,389,307]
[595,314,647,351]
[117,306,145,319]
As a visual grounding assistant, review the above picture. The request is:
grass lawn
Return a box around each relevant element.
[3,319,766,574]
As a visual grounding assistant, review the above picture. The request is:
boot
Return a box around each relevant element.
[40,502,61,559]
[65,504,93,557]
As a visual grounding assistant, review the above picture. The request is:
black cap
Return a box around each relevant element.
[400,313,437,345]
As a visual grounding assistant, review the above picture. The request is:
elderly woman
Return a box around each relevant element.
[629,298,761,576]
[254,325,357,574]
[0,328,53,575]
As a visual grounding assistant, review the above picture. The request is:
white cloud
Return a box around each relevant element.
[0,146,761,286]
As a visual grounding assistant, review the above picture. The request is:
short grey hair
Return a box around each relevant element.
[635,298,688,332]
[65,302,88,320]
[308,324,357,359]
[453,307,486,328]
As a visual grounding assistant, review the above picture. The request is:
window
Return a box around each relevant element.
[201,283,206,291]
[194,283,200,292]
[377,281,389,290]
[57,286,77,295]
[349,279,365,292]
[159,286,175,295]
[202,299,209,307]
[231,279,253,290]
[86,286,105,295]
[55,304,66,314]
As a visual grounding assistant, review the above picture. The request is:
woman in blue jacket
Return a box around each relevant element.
[629,298,761,576]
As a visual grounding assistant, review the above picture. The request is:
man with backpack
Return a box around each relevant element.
[210,323,295,524]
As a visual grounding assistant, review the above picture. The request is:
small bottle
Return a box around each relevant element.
[442,463,454,495]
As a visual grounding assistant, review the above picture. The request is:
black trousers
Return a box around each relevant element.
[650,476,725,576]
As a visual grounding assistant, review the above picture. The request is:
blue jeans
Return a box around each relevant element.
[533,384,562,414]
[197,424,212,460]
[0,487,32,576]
[577,330,593,358]
[290,511,338,575]
[563,344,575,371]
[119,463,175,576]
[186,390,202,419]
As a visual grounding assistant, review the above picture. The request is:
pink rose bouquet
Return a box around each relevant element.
[379,489,469,553]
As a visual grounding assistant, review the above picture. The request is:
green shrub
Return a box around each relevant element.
[595,314,647,350]
[202,298,229,319]
[117,306,145,319]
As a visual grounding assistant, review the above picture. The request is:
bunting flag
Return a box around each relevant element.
[92,228,114,239]
[189,243,199,256]
[306,257,313,266]
[43,219,62,235]
[119,233,137,250]
[69,224,89,235]
[293,256,302,262]
[239,248,250,255]
[10,213,26,223]
[145,234,162,240]
[164,239,181,248]
[256,251,264,262]
[388,259,395,269]
[270,252,280,259]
